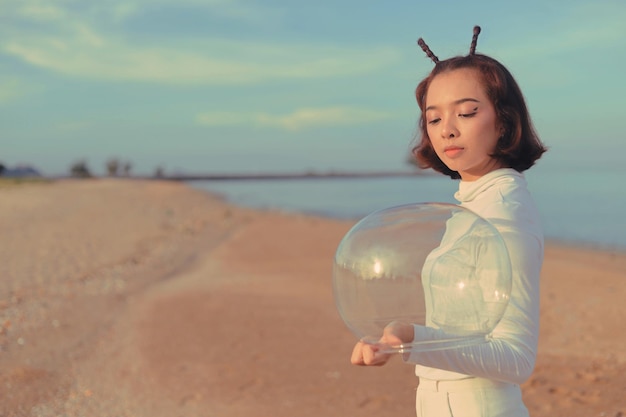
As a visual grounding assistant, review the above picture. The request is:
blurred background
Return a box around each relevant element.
[2,0,625,177]
[2,0,625,248]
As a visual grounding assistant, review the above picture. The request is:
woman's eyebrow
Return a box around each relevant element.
[425,97,480,112]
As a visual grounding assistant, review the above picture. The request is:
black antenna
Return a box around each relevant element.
[417,38,439,64]
[469,26,481,55]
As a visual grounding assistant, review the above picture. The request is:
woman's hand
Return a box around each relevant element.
[350,321,414,366]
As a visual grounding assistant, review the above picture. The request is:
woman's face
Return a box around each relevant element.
[424,68,502,181]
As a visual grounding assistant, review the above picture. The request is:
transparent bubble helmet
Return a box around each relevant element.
[333,203,512,352]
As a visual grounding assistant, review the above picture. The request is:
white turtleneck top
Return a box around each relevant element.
[406,168,544,384]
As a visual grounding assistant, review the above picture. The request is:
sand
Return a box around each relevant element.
[0,179,624,417]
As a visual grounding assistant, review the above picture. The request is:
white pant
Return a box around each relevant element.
[416,377,529,417]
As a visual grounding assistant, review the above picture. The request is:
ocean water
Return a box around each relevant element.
[190,166,626,251]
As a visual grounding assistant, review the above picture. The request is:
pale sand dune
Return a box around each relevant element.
[0,179,624,416]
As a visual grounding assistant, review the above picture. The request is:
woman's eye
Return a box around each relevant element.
[427,118,440,125]
[459,107,478,118]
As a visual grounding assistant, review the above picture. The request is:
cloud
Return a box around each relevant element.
[110,3,140,22]
[106,0,283,24]
[258,108,395,130]
[1,0,398,85]
[481,3,626,89]
[196,107,395,130]
[0,78,33,103]
[493,2,626,61]
[3,37,401,84]
[16,4,67,21]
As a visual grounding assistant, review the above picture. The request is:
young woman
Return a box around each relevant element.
[350,27,548,416]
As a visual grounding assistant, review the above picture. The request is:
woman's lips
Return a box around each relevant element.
[444,146,463,158]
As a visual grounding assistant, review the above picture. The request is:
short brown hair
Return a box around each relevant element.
[412,54,547,179]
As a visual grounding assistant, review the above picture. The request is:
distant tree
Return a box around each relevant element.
[154,166,164,178]
[70,160,92,178]
[0,162,5,176]
[122,161,132,177]
[106,158,120,176]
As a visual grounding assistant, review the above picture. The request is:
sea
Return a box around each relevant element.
[189,165,626,251]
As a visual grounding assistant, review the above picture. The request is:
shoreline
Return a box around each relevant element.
[1,179,624,416]
[44,169,431,182]
[34,174,626,252]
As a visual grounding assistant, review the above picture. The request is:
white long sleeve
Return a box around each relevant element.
[406,168,544,385]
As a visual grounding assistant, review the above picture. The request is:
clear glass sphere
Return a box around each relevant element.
[333,203,512,352]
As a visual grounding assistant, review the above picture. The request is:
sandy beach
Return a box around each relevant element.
[1,179,624,417]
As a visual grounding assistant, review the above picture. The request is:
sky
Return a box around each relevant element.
[2,0,626,176]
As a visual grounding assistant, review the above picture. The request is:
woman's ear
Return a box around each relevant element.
[498,124,507,139]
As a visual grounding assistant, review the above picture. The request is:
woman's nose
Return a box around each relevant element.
[441,120,459,139]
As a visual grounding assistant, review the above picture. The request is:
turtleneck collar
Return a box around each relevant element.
[454,168,524,203]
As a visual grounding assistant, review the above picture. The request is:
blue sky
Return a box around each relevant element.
[2,0,625,176]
